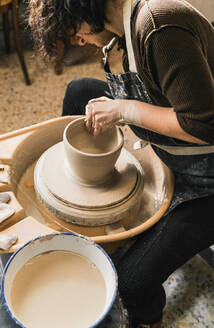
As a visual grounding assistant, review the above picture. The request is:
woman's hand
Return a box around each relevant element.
[85,96,121,136]
[85,97,140,136]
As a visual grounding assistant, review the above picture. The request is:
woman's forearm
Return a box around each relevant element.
[86,97,208,144]
[128,100,208,144]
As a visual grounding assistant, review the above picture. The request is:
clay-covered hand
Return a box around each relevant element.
[85,97,141,136]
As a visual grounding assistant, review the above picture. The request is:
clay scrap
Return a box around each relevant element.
[0,192,11,203]
[0,234,17,250]
[0,203,15,223]
[0,165,9,184]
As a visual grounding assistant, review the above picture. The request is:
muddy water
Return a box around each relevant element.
[67,125,120,154]
[10,251,106,328]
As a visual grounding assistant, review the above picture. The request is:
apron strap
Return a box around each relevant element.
[102,0,138,71]
[151,143,214,155]
[123,0,138,73]
[102,36,119,67]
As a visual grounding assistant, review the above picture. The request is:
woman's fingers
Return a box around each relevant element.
[85,104,105,135]
[85,105,93,133]
[88,96,110,104]
[85,98,122,135]
[93,123,102,137]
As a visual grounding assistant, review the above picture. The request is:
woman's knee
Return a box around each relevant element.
[62,78,91,116]
[62,77,109,116]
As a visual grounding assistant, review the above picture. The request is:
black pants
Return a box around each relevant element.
[62,78,214,326]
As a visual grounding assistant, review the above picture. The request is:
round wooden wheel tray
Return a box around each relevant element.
[0,116,174,253]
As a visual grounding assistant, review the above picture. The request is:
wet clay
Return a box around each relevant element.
[0,203,15,223]
[66,122,120,154]
[0,234,17,250]
[10,251,106,328]
[0,192,11,203]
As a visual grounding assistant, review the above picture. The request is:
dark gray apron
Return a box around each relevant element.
[102,0,214,214]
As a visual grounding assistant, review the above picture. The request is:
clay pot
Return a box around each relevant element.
[63,117,124,185]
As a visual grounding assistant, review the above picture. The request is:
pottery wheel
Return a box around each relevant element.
[34,142,144,226]
[37,142,138,208]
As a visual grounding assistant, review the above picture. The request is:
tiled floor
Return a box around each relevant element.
[163,255,214,327]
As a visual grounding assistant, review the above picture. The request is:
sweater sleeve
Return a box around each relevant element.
[145,26,214,144]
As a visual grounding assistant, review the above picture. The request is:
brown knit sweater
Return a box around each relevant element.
[123,0,214,143]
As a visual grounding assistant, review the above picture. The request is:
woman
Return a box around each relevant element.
[29,0,214,327]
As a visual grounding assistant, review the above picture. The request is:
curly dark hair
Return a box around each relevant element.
[28,0,107,59]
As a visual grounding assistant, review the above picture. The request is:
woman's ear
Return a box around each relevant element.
[80,38,87,45]
[68,35,86,46]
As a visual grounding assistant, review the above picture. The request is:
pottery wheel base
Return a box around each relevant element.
[34,143,144,226]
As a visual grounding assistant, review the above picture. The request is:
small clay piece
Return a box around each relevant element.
[0,234,18,250]
[0,165,5,171]
[0,192,11,203]
[0,177,8,184]
[0,203,15,223]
